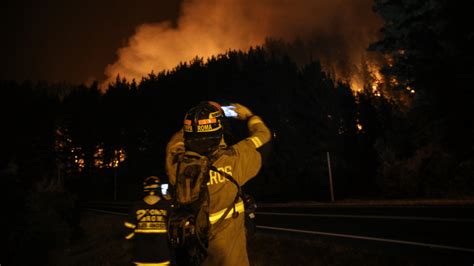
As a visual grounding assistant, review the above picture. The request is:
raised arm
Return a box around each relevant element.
[233,103,271,149]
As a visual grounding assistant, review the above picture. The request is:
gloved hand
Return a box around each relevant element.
[232,103,254,120]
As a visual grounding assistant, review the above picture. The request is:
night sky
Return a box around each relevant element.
[1,0,381,90]
[1,0,181,84]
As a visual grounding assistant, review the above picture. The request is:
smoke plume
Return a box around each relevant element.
[102,0,382,91]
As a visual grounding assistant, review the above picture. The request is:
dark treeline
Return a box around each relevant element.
[2,49,382,203]
[2,0,473,264]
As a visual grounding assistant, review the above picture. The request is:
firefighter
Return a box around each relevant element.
[165,101,271,266]
[124,175,174,266]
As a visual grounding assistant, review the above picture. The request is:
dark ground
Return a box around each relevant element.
[48,211,473,266]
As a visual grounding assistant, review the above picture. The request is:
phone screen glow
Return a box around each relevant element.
[222,106,238,117]
[161,183,169,195]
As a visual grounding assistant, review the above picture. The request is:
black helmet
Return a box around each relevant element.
[183,101,224,155]
[143,175,161,195]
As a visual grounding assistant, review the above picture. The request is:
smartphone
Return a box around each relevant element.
[221,105,238,117]
[161,183,169,196]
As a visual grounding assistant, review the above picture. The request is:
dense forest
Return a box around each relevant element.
[2,0,473,264]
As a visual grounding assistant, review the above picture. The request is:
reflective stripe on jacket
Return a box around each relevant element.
[133,260,170,265]
[209,200,245,224]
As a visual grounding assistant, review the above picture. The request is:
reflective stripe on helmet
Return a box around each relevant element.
[196,123,222,133]
[198,117,217,125]
[144,184,160,189]
[209,200,245,224]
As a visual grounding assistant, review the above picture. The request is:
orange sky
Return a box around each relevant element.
[102,0,383,91]
[1,0,383,91]
[0,0,181,85]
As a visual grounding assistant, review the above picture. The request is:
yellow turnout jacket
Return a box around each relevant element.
[166,115,271,266]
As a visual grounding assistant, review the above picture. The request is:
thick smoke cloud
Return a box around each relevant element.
[102,0,382,91]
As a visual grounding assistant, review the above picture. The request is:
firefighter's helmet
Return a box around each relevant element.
[183,101,224,155]
[143,175,161,195]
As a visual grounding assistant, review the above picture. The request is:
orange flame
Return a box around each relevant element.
[101,0,383,93]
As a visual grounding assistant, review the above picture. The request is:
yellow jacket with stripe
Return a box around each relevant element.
[165,115,271,266]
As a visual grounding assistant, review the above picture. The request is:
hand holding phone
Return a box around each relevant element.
[231,103,253,120]
[221,105,238,117]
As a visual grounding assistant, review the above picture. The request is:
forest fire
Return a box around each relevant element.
[346,60,385,95]
[101,0,383,94]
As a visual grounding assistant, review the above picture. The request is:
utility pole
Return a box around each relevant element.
[326,152,334,202]
[113,167,118,201]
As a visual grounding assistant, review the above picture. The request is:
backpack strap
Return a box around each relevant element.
[209,165,243,229]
